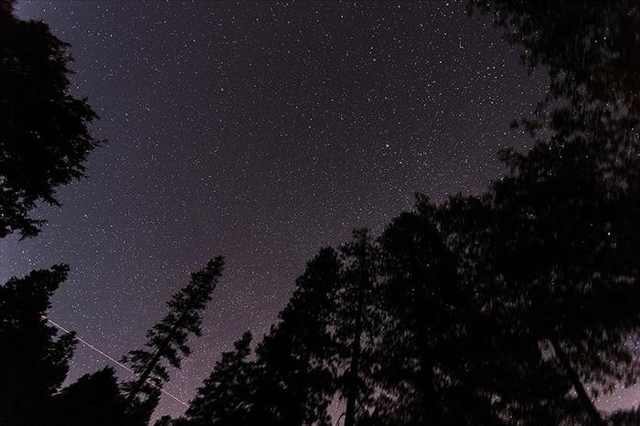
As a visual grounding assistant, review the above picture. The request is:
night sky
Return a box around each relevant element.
[7,0,628,419]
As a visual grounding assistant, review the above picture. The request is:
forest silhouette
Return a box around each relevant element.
[2,0,640,425]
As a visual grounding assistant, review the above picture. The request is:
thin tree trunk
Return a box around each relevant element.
[344,280,364,426]
[344,326,361,426]
[549,337,606,426]
[125,346,165,406]
[344,238,369,426]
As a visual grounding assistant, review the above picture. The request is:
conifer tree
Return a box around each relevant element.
[465,2,640,424]
[469,0,640,113]
[0,0,99,238]
[487,139,640,426]
[439,194,581,425]
[0,265,76,426]
[373,198,512,425]
[181,248,341,426]
[252,247,342,426]
[378,201,460,424]
[183,332,255,426]
[336,229,379,426]
[123,256,225,415]
[52,367,130,426]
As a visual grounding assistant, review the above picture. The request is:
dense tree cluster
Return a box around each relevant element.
[0,266,76,426]
[157,2,640,425]
[0,258,225,426]
[2,0,640,425]
[0,0,99,238]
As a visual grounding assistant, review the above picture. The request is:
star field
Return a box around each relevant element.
[0,0,558,419]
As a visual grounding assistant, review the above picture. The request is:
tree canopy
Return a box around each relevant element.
[0,0,98,238]
[0,266,76,426]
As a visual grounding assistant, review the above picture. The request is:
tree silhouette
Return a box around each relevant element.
[463,2,640,424]
[51,367,131,426]
[171,249,340,426]
[181,332,256,426]
[373,198,495,425]
[469,0,640,111]
[251,247,342,426]
[122,257,224,418]
[487,138,640,425]
[470,0,640,201]
[335,229,380,426]
[438,194,585,425]
[0,265,76,426]
[0,0,99,238]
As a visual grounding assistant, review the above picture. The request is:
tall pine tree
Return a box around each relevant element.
[252,247,342,426]
[178,248,341,426]
[123,256,224,417]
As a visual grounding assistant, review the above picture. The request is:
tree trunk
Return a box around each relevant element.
[344,237,369,426]
[344,272,364,426]
[125,347,164,407]
[344,326,361,426]
[549,337,606,426]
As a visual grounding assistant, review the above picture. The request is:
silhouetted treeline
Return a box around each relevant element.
[0,0,98,239]
[3,0,640,425]
[158,2,640,425]
[0,2,225,425]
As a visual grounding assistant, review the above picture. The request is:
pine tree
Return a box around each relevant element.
[469,0,640,114]
[52,367,130,426]
[181,248,341,426]
[439,194,579,425]
[123,256,224,415]
[465,3,640,424]
[374,198,508,425]
[252,247,342,426]
[486,139,640,426]
[183,332,255,426]
[336,229,379,426]
[0,0,99,238]
[0,265,76,426]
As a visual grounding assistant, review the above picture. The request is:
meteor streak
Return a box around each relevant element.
[46,317,188,407]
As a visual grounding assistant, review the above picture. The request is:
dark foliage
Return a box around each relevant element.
[469,0,640,110]
[251,247,342,426]
[51,367,131,426]
[370,198,503,425]
[335,229,380,426]
[181,332,256,426]
[0,0,98,238]
[122,257,225,416]
[0,266,76,426]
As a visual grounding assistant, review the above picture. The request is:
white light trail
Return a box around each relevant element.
[46,317,188,407]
